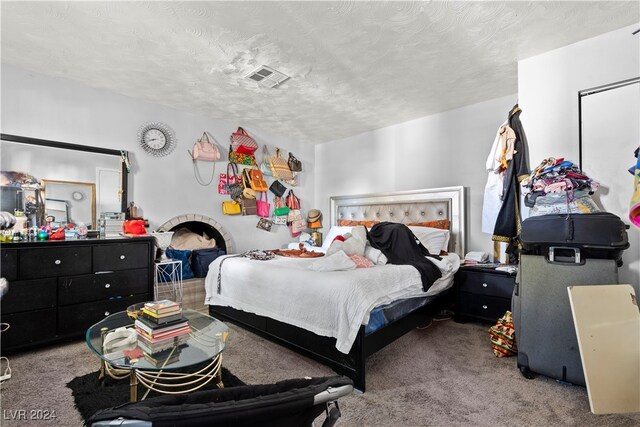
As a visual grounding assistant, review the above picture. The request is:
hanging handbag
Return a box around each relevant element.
[273,196,290,217]
[249,167,268,192]
[189,132,221,186]
[269,179,287,197]
[226,163,243,201]
[240,169,256,199]
[241,197,257,216]
[222,200,241,215]
[283,173,298,187]
[256,217,273,232]
[288,152,302,172]
[260,145,273,177]
[269,148,294,180]
[190,131,221,161]
[285,190,301,210]
[256,192,271,218]
[229,145,257,166]
[218,172,229,195]
[230,127,258,155]
[287,209,305,235]
[273,214,288,225]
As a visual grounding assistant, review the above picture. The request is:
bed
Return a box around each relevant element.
[205,187,466,391]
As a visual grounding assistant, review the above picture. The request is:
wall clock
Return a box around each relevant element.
[138,122,177,157]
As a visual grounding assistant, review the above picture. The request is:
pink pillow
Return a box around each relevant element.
[349,254,375,269]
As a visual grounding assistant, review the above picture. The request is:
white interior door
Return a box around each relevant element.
[96,167,121,215]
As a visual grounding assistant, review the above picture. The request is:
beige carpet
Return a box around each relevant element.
[1,319,639,426]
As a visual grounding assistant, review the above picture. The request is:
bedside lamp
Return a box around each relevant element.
[307,209,323,247]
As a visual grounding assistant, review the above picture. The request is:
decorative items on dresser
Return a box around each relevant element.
[454,264,516,324]
[0,236,154,353]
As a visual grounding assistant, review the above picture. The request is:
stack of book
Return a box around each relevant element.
[143,346,182,367]
[134,300,191,355]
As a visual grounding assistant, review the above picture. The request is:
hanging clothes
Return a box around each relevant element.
[630,145,640,227]
[482,122,516,234]
[492,105,530,262]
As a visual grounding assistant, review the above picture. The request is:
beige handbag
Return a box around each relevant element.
[269,148,295,180]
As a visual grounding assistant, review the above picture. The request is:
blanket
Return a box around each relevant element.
[204,253,459,353]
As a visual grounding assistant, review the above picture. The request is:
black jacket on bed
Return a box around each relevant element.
[366,222,442,291]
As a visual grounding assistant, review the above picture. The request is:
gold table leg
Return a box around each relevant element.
[216,354,224,389]
[130,370,138,402]
[98,327,108,381]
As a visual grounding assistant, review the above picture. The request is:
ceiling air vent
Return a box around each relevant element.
[245,65,289,88]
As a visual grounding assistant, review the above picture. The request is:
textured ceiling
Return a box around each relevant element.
[1,1,638,144]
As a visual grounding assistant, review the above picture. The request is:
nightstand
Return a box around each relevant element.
[454,265,516,324]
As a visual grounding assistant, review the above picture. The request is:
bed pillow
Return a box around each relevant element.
[336,219,380,228]
[408,226,450,255]
[364,245,388,265]
[407,219,450,230]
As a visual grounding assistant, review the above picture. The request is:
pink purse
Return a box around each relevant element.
[256,192,271,218]
[191,132,221,161]
[190,132,221,186]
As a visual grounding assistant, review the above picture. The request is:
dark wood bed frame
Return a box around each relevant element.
[209,187,465,391]
[209,290,453,392]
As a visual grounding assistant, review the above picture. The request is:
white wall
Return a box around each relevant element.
[519,24,640,289]
[315,94,518,256]
[1,64,315,252]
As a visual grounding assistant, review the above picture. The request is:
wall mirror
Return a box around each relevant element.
[0,134,128,230]
[42,179,96,229]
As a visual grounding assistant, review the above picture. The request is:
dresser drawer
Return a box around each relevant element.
[93,243,149,271]
[1,278,56,314]
[58,268,150,305]
[456,270,515,299]
[19,246,92,279]
[457,293,511,323]
[1,308,57,351]
[1,248,18,281]
[57,294,146,336]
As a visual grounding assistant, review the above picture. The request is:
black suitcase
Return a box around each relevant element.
[520,212,629,264]
[513,254,619,386]
[191,248,226,278]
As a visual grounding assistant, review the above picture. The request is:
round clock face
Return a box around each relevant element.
[138,122,176,157]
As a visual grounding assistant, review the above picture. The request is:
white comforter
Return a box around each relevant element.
[204,253,460,353]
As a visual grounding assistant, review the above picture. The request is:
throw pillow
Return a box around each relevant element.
[349,254,375,268]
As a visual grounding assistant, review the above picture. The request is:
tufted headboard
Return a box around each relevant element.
[330,186,466,258]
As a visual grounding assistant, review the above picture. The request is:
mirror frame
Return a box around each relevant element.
[1,133,129,216]
[42,179,97,229]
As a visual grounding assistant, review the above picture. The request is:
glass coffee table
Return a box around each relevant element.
[86,308,229,402]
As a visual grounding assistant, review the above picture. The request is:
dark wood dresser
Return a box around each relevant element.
[454,264,517,324]
[0,236,153,353]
